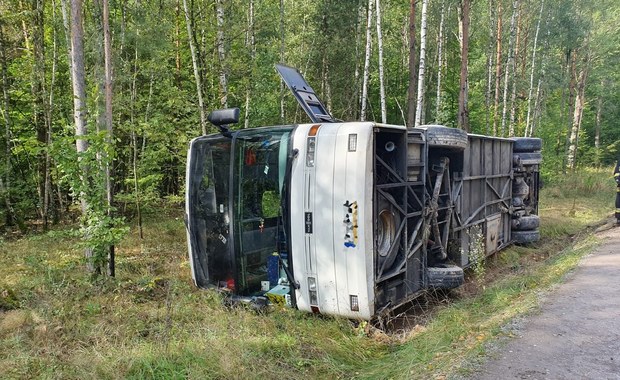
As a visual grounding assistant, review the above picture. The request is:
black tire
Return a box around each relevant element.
[512,229,540,244]
[427,264,464,289]
[422,125,468,151]
[513,137,542,153]
[514,152,542,166]
[511,215,540,231]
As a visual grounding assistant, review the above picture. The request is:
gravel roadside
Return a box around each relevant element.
[465,226,620,380]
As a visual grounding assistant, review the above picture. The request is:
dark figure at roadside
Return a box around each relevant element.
[615,159,620,224]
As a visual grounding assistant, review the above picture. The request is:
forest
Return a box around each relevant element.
[1,0,619,378]
[1,0,619,266]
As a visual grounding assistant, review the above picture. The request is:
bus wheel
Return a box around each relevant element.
[512,215,540,231]
[427,264,464,289]
[512,229,540,245]
[422,125,469,151]
[512,137,542,153]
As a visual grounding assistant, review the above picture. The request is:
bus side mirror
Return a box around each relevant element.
[208,108,240,137]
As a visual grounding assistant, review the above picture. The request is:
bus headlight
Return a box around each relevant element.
[308,277,318,305]
[306,137,316,167]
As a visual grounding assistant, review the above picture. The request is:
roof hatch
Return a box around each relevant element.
[275,63,335,123]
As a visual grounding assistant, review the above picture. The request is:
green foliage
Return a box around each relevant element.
[51,130,128,272]
[465,225,486,284]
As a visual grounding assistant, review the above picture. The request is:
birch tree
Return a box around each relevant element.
[182,0,207,135]
[215,0,228,108]
[529,7,551,138]
[69,0,95,271]
[508,0,522,137]
[406,0,416,128]
[566,59,588,171]
[501,0,518,136]
[457,0,471,131]
[435,1,446,123]
[492,1,503,135]
[414,0,428,128]
[360,0,374,122]
[484,0,494,134]
[102,0,115,276]
[375,0,386,123]
[31,0,47,222]
[524,0,545,137]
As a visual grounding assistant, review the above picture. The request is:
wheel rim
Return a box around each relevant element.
[377,209,396,257]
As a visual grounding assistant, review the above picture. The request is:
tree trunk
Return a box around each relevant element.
[279,0,285,123]
[360,0,374,122]
[484,0,494,135]
[406,0,417,128]
[43,0,61,228]
[175,0,181,87]
[525,0,544,137]
[508,0,521,137]
[215,0,228,109]
[244,0,255,129]
[31,0,47,225]
[562,50,577,169]
[182,0,207,135]
[594,83,602,166]
[130,31,143,240]
[414,0,428,128]
[435,0,446,123]
[0,24,16,226]
[530,7,552,138]
[457,0,470,131]
[376,0,387,123]
[102,0,115,277]
[69,0,95,271]
[566,64,587,171]
[354,4,364,120]
[492,1,503,136]
[501,0,518,137]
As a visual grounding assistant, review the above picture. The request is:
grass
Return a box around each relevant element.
[0,168,616,379]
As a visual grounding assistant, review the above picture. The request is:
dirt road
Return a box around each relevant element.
[469,226,620,380]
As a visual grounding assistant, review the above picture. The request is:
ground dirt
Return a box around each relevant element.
[464,225,620,380]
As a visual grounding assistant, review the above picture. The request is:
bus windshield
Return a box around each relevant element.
[232,128,292,294]
[186,127,293,295]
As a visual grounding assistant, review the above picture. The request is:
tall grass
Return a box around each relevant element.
[0,168,615,379]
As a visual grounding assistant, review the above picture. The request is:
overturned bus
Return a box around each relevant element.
[185,64,541,320]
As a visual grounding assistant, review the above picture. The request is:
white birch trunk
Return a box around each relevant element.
[484,0,494,135]
[414,0,428,128]
[530,7,551,137]
[360,0,374,122]
[182,0,207,135]
[566,66,587,171]
[69,0,95,270]
[375,0,387,123]
[525,0,544,137]
[435,1,445,123]
[215,0,228,108]
[492,1,503,136]
[501,0,518,137]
